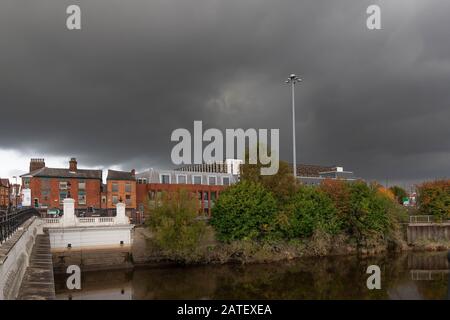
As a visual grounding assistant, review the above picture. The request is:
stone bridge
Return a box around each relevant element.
[0,200,134,300]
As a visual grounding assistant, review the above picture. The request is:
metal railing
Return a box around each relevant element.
[0,208,38,244]
[409,215,434,224]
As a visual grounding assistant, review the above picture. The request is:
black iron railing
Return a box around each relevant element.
[0,208,38,244]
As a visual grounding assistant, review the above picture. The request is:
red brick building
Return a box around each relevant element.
[106,169,137,210]
[135,169,237,217]
[0,178,10,209]
[20,158,102,212]
[137,183,227,218]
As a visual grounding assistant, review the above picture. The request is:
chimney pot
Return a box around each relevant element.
[69,158,78,172]
[30,158,45,172]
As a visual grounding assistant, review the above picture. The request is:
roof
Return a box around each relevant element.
[295,164,335,177]
[107,170,135,181]
[0,179,10,187]
[20,167,102,180]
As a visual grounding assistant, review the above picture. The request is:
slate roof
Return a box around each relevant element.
[20,167,102,179]
[107,170,135,181]
[0,179,10,187]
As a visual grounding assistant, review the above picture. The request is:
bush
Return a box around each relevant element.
[279,186,340,238]
[320,180,405,244]
[210,181,278,242]
[146,189,206,258]
[389,186,408,205]
[240,160,298,203]
[417,180,450,222]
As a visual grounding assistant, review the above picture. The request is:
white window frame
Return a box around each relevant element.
[59,181,68,190]
[159,174,171,184]
[192,175,202,185]
[176,174,187,184]
[78,193,86,205]
[222,176,230,186]
[208,175,217,186]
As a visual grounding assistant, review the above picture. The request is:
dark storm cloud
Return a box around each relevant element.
[0,0,449,185]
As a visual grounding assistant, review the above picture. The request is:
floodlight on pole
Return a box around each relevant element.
[285,74,302,180]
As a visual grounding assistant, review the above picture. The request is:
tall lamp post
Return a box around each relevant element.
[285,74,302,180]
[13,176,18,208]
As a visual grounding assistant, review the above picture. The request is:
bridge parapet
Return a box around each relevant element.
[42,199,130,228]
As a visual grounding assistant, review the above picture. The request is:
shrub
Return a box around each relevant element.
[280,186,340,238]
[210,181,278,242]
[240,160,297,203]
[389,185,408,205]
[321,180,404,244]
[146,189,206,258]
[416,180,450,222]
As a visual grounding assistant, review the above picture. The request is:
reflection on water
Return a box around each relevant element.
[54,251,449,300]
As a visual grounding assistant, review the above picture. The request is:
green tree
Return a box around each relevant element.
[417,180,450,222]
[389,186,408,205]
[279,186,340,238]
[210,181,278,242]
[146,189,206,258]
[240,160,297,203]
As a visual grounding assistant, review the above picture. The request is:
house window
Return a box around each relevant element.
[42,190,50,203]
[125,183,131,193]
[208,176,217,185]
[78,192,86,205]
[59,191,67,202]
[160,174,170,184]
[193,175,202,185]
[125,194,131,205]
[102,196,106,204]
[177,175,187,184]
[78,181,86,190]
[112,183,119,192]
[23,178,30,188]
[222,177,230,186]
[112,196,118,204]
[59,181,68,190]
[138,178,147,184]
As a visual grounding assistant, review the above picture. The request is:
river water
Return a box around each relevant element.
[54,251,449,300]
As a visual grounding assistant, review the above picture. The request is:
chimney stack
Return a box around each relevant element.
[69,158,78,172]
[29,158,45,172]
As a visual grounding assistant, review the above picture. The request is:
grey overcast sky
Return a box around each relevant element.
[0,0,449,188]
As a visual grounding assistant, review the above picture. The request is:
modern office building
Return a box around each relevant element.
[295,164,357,185]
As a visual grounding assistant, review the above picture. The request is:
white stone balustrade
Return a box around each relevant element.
[42,198,131,228]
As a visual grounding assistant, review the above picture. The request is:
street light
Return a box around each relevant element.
[285,74,302,180]
[13,176,18,209]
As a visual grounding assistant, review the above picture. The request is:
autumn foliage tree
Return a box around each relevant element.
[416,180,450,222]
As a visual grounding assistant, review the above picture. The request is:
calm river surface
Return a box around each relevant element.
[54,251,450,300]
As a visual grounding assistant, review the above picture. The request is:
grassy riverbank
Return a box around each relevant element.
[132,225,412,265]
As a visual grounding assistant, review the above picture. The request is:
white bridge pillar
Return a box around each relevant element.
[62,198,76,227]
[115,202,129,225]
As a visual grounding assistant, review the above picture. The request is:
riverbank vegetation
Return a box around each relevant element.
[145,161,415,264]
[211,161,408,256]
[416,179,449,222]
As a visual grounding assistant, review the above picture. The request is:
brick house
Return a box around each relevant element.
[0,178,10,210]
[135,168,237,217]
[20,158,102,212]
[106,169,136,210]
